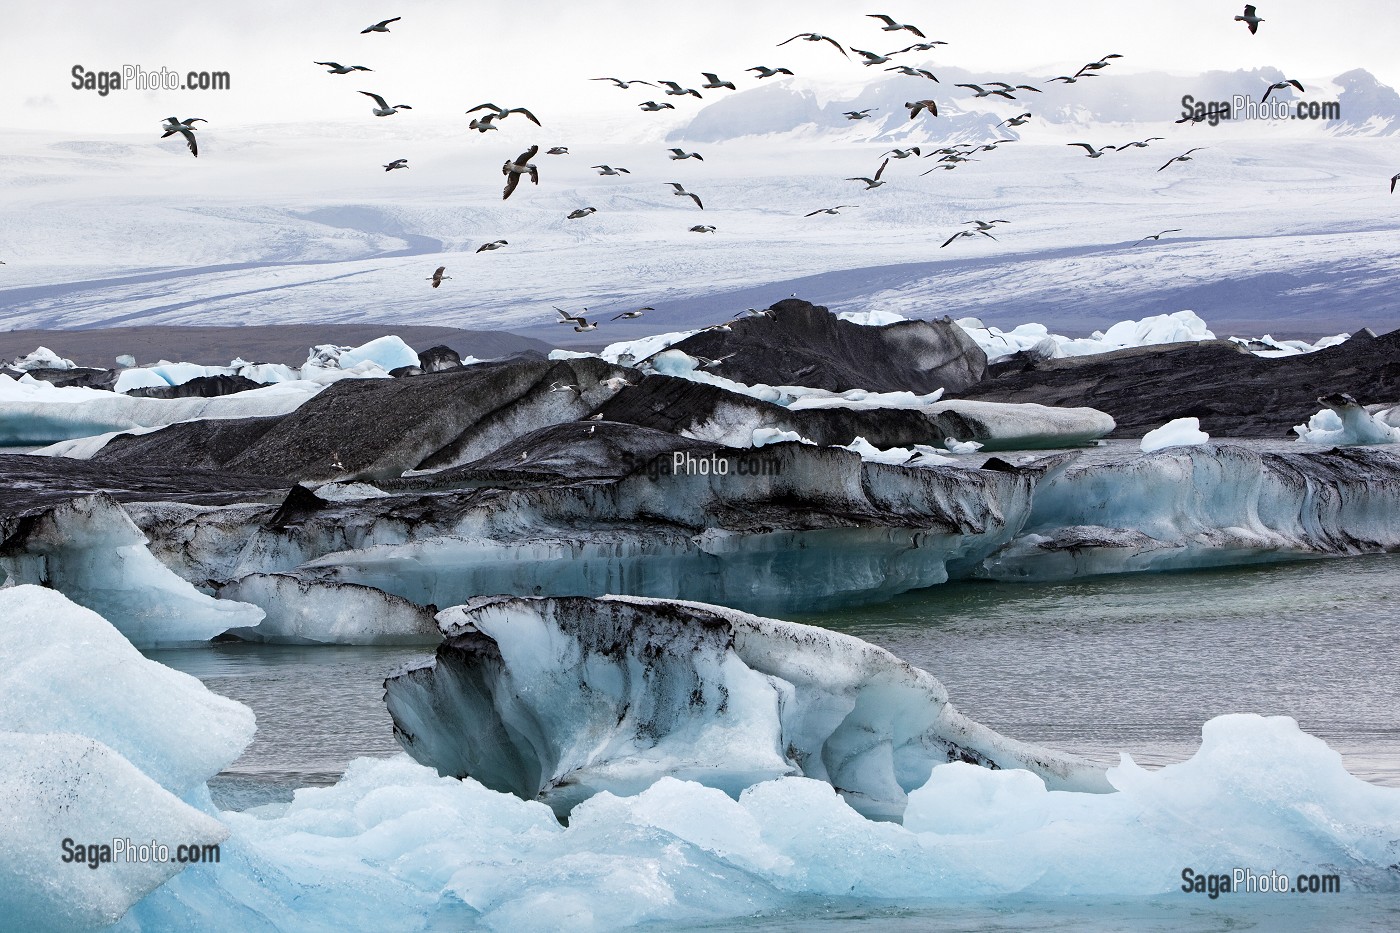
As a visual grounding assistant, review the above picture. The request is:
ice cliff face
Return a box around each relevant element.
[386,595,1109,820]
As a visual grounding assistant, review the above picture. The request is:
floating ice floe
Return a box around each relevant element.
[0,494,264,646]
[386,595,1109,820]
[7,346,77,371]
[1140,416,1211,452]
[217,573,440,645]
[1293,394,1400,446]
[0,586,245,931]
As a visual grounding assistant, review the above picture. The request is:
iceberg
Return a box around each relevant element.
[217,573,440,645]
[385,595,1108,820]
[0,494,264,646]
[1140,416,1210,452]
[1294,393,1400,446]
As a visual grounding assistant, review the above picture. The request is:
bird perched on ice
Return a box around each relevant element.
[315,61,372,74]
[567,207,597,219]
[1260,79,1304,103]
[427,266,450,288]
[360,91,411,116]
[476,239,508,252]
[159,117,205,157]
[361,17,401,33]
[667,148,704,160]
[1235,4,1264,33]
[502,145,539,200]
[747,66,795,79]
[666,183,704,208]
[1158,148,1206,171]
[383,158,408,171]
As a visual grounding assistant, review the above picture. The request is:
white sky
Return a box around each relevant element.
[4,0,1399,134]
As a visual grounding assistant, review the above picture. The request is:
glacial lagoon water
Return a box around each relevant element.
[145,553,1400,931]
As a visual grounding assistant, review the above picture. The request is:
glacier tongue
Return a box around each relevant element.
[385,595,1108,821]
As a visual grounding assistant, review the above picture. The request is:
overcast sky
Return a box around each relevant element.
[4,0,1398,134]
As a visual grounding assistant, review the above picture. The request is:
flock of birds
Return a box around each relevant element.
[109,4,1400,338]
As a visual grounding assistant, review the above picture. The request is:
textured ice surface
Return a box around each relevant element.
[0,494,264,646]
[983,444,1400,580]
[217,573,440,645]
[0,585,254,793]
[7,346,77,371]
[1295,395,1400,446]
[1140,417,1210,452]
[385,596,1107,820]
[120,715,1400,932]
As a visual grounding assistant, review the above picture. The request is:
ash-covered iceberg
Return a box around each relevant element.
[385,595,1108,820]
[981,444,1400,580]
[217,573,440,645]
[0,494,264,646]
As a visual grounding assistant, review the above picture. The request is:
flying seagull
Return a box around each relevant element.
[700,72,736,90]
[851,48,894,67]
[889,41,947,54]
[846,173,888,190]
[467,103,541,126]
[1068,142,1117,158]
[591,77,656,89]
[383,158,408,171]
[866,14,925,37]
[501,145,539,200]
[966,219,1010,231]
[546,147,568,155]
[611,307,655,320]
[567,207,597,219]
[1075,53,1123,75]
[1176,107,1230,125]
[778,33,849,58]
[657,80,702,98]
[1260,79,1304,104]
[476,239,508,252]
[1235,4,1264,33]
[905,99,938,119]
[1392,172,1400,194]
[844,108,878,120]
[882,147,921,159]
[593,165,630,175]
[956,83,1019,100]
[748,66,795,79]
[427,266,450,288]
[667,182,704,209]
[805,205,857,216]
[361,17,401,33]
[1048,74,1097,85]
[315,61,372,74]
[468,115,499,133]
[690,224,717,232]
[360,91,411,116]
[1134,229,1183,244]
[638,100,676,111]
[554,306,588,325]
[941,229,995,248]
[667,148,704,160]
[1116,137,1165,149]
[159,116,205,157]
[999,112,1033,127]
[1158,148,1206,171]
[885,65,938,81]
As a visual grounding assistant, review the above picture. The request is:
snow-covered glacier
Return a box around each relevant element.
[385,595,1109,820]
